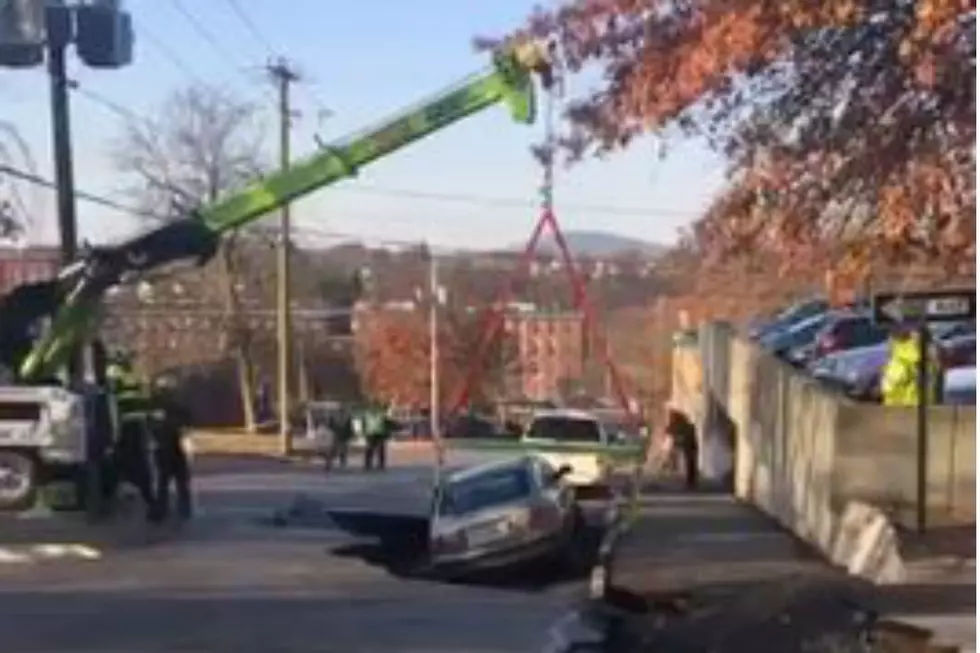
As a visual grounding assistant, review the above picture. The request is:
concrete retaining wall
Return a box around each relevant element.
[677,323,976,584]
[835,403,976,527]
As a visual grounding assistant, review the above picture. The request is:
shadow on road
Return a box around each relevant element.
[307,507,604,592]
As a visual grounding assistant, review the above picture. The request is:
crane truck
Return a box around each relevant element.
[0,42,553,512]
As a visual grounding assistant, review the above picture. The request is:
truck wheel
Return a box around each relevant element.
[0,450,38,512]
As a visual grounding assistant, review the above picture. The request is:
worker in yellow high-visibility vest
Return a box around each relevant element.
[106,355,161,521]
[880,324,939,407]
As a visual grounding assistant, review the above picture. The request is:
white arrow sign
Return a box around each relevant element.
[879,296,907,322]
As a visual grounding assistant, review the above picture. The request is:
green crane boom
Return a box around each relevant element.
[10,43,552,382]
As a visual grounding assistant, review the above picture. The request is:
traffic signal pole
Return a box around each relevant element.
[45,1,81,385]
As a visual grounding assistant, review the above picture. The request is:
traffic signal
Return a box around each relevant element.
[0,0,45,67]
[75,2,133,69]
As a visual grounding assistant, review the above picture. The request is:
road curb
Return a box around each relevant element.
[588,494,632,601]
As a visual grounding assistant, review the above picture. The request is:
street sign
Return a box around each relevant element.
[873,289,976,325]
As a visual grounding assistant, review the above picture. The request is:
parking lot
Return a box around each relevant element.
[0,449,611,653]
[747,295,975,404]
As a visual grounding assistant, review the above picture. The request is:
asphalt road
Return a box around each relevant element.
[0,449,603,653]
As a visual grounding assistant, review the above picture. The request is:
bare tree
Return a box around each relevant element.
[0,120,39,239]
[111,83,269,432]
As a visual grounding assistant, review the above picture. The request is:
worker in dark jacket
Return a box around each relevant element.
[107,356,161,522]
[148,374,193,521]
[325,407,354,471]
[665,408,699,490]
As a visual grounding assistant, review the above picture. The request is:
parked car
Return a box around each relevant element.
[521,409,612,490]
[931,320,975,342]
[444,413,499,440]
[749,297,829,341]
[428,455,582,576]
[938,333,976,370]
[807,311,890,362]
[808,342,889,401]
[942,366,976,405]
[758,311,832,360]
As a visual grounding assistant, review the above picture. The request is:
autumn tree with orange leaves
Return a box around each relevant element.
[487,0,974,273]
[355,308,519,409]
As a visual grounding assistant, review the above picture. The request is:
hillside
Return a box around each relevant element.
[514,230,667,257]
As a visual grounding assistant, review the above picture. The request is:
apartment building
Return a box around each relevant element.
[504,310,585,402]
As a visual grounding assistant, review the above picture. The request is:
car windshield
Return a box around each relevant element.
[527,416,602,442]
[440,467,532,516]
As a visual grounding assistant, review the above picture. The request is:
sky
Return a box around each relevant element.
[0,0,729,251]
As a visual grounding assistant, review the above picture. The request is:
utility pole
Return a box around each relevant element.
[268,58,300,456]
[428,249,441,462]
[426,244,447,485]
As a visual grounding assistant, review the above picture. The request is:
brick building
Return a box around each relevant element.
[0,246,60,295]
[504,310,586,402]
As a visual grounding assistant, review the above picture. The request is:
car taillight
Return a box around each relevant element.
[432,530,467,555]
[528,504,561,531]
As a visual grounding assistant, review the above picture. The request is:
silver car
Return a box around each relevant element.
[428,455,582,576]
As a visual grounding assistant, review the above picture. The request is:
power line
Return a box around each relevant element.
[223,0,277,59]
[137,23,206,84]
[168,0,244,73]
[0,162,164,221]
[1,156,703,234]
[221,0,333,132]
[335,183,703,218]
[68,81,144,126]
[0,163,523,254]
[167,0,275,105]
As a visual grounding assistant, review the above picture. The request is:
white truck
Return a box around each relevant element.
[521,409,613,492]
[0,384,88,511]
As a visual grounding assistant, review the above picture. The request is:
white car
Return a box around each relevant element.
[428,455,582,576]
[943,366,976,405]
[522,409,611,491]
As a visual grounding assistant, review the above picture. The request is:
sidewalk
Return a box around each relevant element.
[609,491,836,600]
[878,525,977,652]
[600,490,976,652]
[600,491,877,652]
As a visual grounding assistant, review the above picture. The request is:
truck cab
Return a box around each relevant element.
[0,384,88,511]
[521,409,610,492]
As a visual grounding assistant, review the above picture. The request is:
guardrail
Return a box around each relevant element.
[442,437,649,464]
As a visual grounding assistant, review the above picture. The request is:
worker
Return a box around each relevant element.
[325,406,354,471]
[362,402,393,472]
[148,374,193,521]
[106,354,161,522]
[665,407,699,490]
[880,324,939,407]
